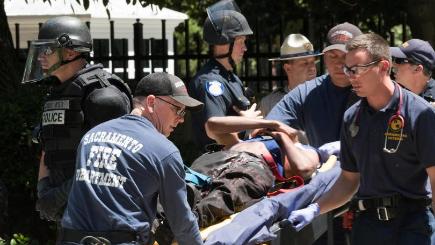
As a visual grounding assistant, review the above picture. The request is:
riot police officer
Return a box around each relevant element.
[25,16,132,223]
[188,0,260,151]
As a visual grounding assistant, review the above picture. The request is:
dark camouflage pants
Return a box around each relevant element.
[191,151,275,228]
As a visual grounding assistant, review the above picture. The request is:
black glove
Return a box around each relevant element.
[36,178,72,221]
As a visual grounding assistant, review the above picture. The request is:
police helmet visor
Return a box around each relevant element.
[206,0,241,33]
[22,40,63,84]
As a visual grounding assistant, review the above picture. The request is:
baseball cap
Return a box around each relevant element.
[323,22,362,53]
[134,72,203,111]
[390,39,435,70]
[269,33,322,61]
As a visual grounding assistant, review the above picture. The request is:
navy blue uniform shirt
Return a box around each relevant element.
[61,115,202,245]
[267,75,357,147]
[189,58,250,148]
[341,83,435,199]
[421,78,435,103]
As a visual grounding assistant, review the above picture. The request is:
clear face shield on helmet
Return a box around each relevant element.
[206,0,241,32]
[22,40,63,84]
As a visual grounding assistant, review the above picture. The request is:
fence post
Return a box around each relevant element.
[15,23,20,51]
[122,38,128,80]
[255,17,260,92]
[161,19,167,73]
[134,19,143,81]
[150,38,155,73]
[174,35,178,75]
[110,20,115,74]
[267,36,273,92]
[184,19,190,82]
[195,34,202,72]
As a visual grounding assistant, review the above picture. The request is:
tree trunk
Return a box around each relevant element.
[406,0,435,45]
[0,0,19,95]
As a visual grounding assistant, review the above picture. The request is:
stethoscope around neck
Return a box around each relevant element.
[349,82,404,154]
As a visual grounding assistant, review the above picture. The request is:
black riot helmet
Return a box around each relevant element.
[203,0,252,69]
[38,16,92,53]
[22,16,92,84]
[203,0,253,45]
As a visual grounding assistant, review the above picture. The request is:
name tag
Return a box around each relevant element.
[42,110,65,126]
[44,100,70,110]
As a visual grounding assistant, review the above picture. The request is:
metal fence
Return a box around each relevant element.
[14,18,297,96]
[14,16,410,97]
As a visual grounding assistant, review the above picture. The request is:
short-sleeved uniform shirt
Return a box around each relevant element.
[260,86,289,117]
[188,58,250,148]
[61,115,202,245]
[341,83,435,199]
[267,75,357,147]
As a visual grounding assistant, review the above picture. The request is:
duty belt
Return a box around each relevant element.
[350,195,430,221]
[61,228,148,244]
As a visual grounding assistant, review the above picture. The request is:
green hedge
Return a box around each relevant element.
[0,85,56,244]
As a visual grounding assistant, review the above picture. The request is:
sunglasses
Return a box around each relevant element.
[392,57,418,65]
[156,97,186,117]
[343,59,381,77]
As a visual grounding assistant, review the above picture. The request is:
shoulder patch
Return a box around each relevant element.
[206,80,224,96]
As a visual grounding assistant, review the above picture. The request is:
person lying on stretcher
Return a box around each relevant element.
[154,117,339,244]
[193,116,330,223]
[204,116,321,179]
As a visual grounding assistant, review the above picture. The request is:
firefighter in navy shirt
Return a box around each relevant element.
[288,33,435,245]
[266,23,362,147]
[61,73,204,245]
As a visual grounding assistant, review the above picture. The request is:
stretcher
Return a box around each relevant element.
[201,156,339,245]
[154,156,339,245]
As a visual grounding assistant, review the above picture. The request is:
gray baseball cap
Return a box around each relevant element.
[323,22,362,53]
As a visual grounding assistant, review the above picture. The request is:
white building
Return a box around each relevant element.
[5,0,188,78]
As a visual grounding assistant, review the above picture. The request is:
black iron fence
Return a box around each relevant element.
[13,18,299,97]
[14,17,408,97]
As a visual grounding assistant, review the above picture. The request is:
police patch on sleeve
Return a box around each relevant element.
[206,80,224,96]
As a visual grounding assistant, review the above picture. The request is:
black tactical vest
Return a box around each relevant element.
[41,64,132,186]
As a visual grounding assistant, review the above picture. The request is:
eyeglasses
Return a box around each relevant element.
[343,59,381,77]
[156,97,186,117]
[392,57,418,65]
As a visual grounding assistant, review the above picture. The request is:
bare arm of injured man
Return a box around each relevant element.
[205,116,319,179]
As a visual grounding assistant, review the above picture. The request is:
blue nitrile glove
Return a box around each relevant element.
[317,141,340,163]
[288,203,320,232]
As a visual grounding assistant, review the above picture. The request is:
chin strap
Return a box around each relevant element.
[45,48,87,76]
[213,42,236,70]
[60,53,88,66]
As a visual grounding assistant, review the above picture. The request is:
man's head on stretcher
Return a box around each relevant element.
[205,116,321,180]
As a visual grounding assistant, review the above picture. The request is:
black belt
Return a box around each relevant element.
[61,228,141,244]
[350,195,430,221]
